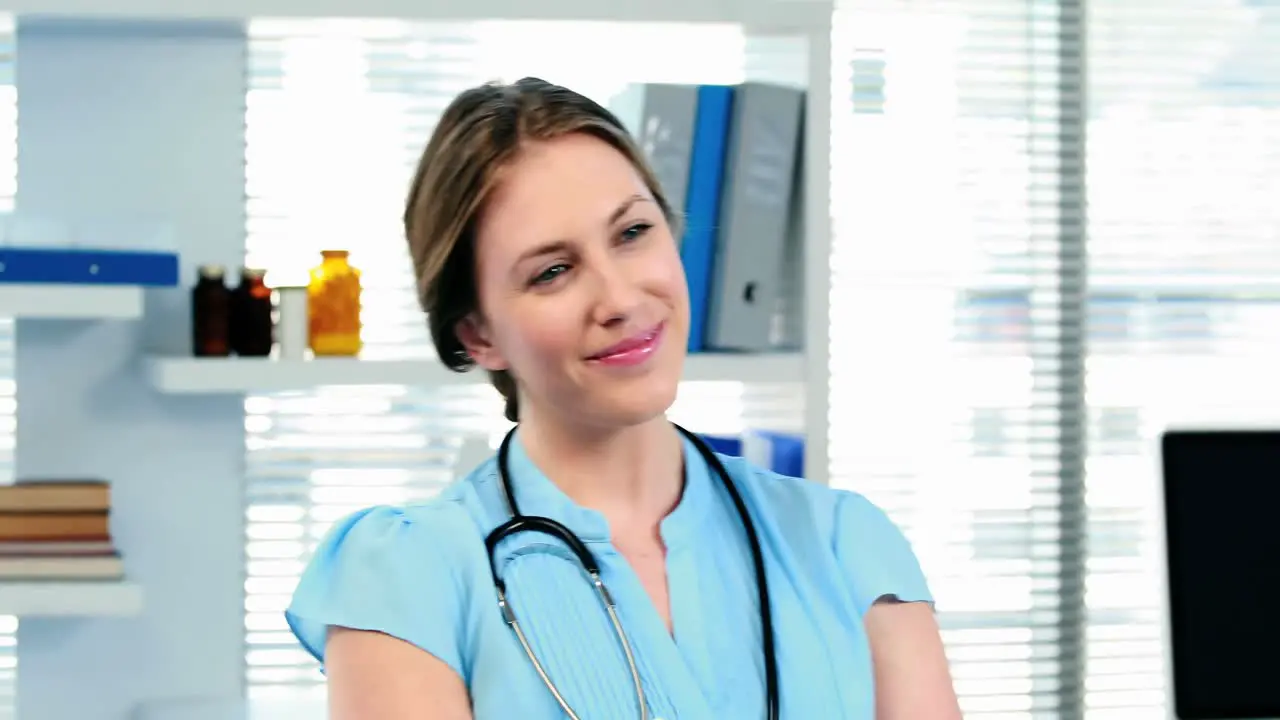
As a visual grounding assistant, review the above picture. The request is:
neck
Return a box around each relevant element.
[517,408,685,539]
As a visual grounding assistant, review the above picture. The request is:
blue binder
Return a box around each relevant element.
[681,85,734,353]
[697,430,805,478]
[743,430,805,478]
[0,247,179,286]
[699,434,743,457]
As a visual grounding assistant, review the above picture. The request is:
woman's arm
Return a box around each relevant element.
[326,626,474,720]
[865,600,962,720]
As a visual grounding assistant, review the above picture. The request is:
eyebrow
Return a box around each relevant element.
[512,194,651,268]
[608,193,647,226]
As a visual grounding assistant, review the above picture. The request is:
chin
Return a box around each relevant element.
[568,328,686,428]
[628,386,680,424]
[589,368,680,429]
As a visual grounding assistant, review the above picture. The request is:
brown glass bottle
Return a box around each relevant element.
[192,264,232,357]
[231,267,275,357]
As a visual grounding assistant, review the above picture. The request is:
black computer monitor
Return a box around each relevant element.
[1162,429,1280,720]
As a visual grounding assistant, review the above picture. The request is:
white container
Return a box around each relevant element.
[276,286,309,361]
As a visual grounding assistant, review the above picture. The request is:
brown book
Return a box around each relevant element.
[0,480,110,513]
[0,540,116,556]
[0,512,110,541]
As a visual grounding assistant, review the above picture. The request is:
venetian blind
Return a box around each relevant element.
[1084,1,1280,717]
[827,1,1092,718]
[243,18,805,705]
[0,15,20,720]
[830,0,1280,718]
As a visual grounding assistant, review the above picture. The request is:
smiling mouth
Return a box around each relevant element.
[586,323,666,367]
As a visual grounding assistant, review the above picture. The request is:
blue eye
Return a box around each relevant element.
[620,222,653,242]
[531,264,569,286]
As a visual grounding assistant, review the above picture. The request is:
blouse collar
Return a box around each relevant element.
[495,427,717,549]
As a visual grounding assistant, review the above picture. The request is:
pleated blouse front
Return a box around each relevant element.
[286,431,934,719]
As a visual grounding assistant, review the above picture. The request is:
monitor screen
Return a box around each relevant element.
[1162,430,1280,720]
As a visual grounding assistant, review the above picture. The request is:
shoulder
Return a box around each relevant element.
[714,452,876,541]
[285,469,496,683]
[719,454,934,615]
[306,494,481,569]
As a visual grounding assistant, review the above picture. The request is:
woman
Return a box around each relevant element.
[286,77,961,719]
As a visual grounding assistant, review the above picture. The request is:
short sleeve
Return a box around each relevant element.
[285,503,468,681]
[832,491,934,616]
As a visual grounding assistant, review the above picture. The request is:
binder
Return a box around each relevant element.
[774,124,807,351]
[742,430,806,478]
[632,84,699,218]
[607,83,646,137]
[625,83,734,353]
[699,434,743,457]
[698,430,806,477]
[706,82,806,351]
[0,247,179,286]
[681,85,734,352]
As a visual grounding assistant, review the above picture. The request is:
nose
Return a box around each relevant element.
[587,254,644,328]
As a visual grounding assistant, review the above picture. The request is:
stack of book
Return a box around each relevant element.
[0,479,124,581]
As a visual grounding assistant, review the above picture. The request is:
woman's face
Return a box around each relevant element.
[461,132,690,429]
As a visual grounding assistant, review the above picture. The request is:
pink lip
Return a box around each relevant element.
[587,323,665,367]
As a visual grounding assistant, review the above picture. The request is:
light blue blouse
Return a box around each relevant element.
[286,431,933,719]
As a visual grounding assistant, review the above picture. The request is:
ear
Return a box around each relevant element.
[455,314,509,372]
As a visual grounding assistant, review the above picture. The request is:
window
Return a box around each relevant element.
[0,15,19,720]
[830,0,1280,717]
[1084,2,1280,715]
[242,18,805,707]
[828,6,1086,713]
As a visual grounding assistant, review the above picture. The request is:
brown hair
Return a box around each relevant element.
[404,77,675,422]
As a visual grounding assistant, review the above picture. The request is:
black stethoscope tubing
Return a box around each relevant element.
[484,422,779,720]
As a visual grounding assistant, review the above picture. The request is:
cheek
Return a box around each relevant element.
[652,240,689,304]
[497,302,582,368]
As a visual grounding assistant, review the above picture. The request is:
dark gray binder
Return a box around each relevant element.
[707,82,805,351]
[774,128,806,351]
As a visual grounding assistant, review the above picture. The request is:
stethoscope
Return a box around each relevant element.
[484,422,779,720]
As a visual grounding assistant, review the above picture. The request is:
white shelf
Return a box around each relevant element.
[0,284,144,320]
[12,0,830,29]
[146,352,805,394]
[684,353,804,383]
[0,580,144,617]
[135,697,253,720]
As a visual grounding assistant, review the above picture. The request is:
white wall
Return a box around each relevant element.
[13,19,248,720]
